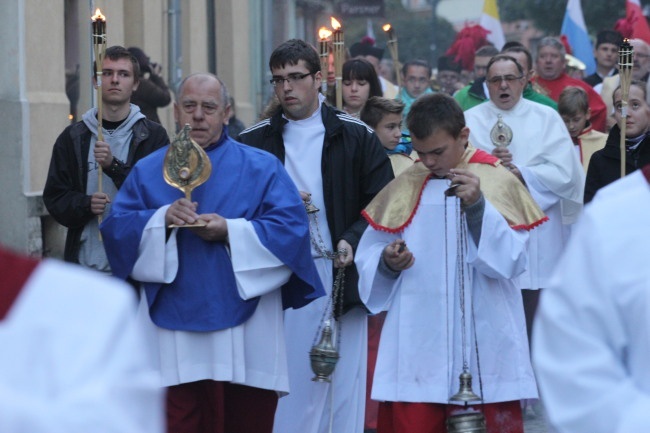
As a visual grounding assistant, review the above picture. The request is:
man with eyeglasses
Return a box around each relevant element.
[465,54,584,361]
[397,59,433,119]
[532,36,607,132]
[101,73,325,433]
[238,39,394,433]
[455,43,558,112]
[44,45,169,271]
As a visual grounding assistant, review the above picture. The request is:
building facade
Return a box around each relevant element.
[1,0,334,257]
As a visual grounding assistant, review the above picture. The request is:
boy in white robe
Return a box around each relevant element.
[356,93,545,433]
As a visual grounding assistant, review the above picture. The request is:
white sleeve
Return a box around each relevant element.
[533,212,650,433]
[0,262,165,433]
[227,218,292,300]
[355,226,401,314]
[132,205,179,283]
[519,166,561,211]
[466,199,529,280]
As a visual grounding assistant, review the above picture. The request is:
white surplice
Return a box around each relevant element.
[465,99,585,289]
[356,180,538,404]
[272,97,367,433]
[133,207,294,392]
[0,259,164,433]
[533,170,650,433]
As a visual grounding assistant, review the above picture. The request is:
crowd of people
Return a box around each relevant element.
[4,20,650,433]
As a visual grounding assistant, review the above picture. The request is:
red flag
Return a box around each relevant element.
[627,0,650,43]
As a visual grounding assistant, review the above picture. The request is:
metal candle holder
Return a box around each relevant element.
[618,39,633,179]
[91,8,106,237]
[382,24,402,88]
[318,27,332,94]
[331,17,344,110]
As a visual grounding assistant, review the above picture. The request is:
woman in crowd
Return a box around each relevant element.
[340,58,382,118]
[585,80,650,202]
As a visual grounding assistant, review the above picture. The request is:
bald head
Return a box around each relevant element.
[177,73,230,107]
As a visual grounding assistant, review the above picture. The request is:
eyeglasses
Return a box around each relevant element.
[486,75,524,85]
[270,72,313,87]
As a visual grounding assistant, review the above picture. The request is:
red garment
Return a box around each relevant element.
[626,0,650,44]
[533,73,607,133]
[377,400,523,433]
[166,380,278,433]
[0,247,38,320]
[365,312,387,429]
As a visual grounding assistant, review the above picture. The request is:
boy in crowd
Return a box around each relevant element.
[558,86,608,172]
[359,96,414,432]
[361,96,414,177]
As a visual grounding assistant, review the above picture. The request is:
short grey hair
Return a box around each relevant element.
[177,73,231,107]
[536,37,566,60]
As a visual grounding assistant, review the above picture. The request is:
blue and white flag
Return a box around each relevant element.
[561,0,596,75]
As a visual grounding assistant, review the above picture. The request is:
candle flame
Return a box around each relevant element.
[382,24,392,32]
[91,8,105,21]
[319,27,332,40]
[331,17,342,30]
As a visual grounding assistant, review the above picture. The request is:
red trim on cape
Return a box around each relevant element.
[468,148,499,166]
[361,174,432,234]
[0,247,39,320]
[511,215,549,231]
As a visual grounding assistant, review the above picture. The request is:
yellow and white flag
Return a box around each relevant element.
[479,0,505,50]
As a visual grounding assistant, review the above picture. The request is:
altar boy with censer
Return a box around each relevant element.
[355,93,545,433]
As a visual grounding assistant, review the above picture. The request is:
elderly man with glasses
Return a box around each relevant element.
[464,54,585,365]
[238,39,394,433]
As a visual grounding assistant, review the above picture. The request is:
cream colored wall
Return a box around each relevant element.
[123,0,175,136]
[26,0,71,193]
[0,0,260,254]
[0,0,69,254]
[215,0,256,126]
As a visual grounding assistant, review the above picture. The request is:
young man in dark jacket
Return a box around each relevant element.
[238,38,393,433]
[43,45,168,271]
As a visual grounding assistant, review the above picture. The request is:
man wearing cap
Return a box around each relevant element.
[584,30,623,88]
[349,37,399,99]
[435,55,463,96]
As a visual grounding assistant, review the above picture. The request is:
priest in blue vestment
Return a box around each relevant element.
[100,73,324,433]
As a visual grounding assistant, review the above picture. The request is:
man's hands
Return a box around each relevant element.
[491,147,525,184]
[94,140,114,169]
[90,192,110,215]
[165,198,228,242]
[188,214,228,242]
[335,239,354,268]
[444,168,481,206]
[492,146,513,166]
[382,239,414,272]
